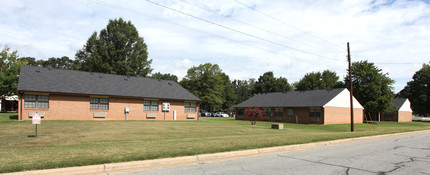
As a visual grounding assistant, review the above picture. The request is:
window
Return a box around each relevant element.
[310,108,321,117]
[263,108,271,120]
[24,94,49,108]
[237,109,244,115]
[184,102,196,112]
[287,109,294,116]
[274,108,283,116]
[144,100,158,111]
[90,97,109,110]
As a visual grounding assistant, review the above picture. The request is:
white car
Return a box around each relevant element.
[215,112,229,117]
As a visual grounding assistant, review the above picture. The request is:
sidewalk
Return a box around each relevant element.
[4,130,430,175]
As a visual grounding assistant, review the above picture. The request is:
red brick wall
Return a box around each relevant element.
[398,111,412,122]
[19,93,199,121]
[324,107,363,124]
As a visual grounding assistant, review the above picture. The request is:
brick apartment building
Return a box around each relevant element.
[234,88,364,124]
[17,66,200,121]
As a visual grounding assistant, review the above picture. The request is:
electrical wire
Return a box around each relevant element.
[143,0,344,62]
[233,0,345,51]
[177,0,339,55]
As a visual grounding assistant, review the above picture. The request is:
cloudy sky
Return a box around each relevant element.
[1,0,429,93]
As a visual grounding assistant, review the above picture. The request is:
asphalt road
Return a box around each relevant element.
[125,132,430,175]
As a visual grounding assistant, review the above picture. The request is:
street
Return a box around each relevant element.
[126,132,430,175]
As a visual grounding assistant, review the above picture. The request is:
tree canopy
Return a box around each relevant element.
[1,47,27,95]
[76,18,152,77]
[296,70,343,91]
[180,63,224,111]
[398,63,430,115]
[254,71,291,94]
[150,72,178,82]
[345,60,395,113]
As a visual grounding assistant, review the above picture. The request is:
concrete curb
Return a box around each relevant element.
[4,130,430,175]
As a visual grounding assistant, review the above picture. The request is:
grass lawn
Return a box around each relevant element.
[1,113,429,173]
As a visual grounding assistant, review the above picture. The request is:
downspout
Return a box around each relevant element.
[19,92,23,121]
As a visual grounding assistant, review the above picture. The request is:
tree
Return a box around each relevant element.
[254,71,291,94]
[0,47,27,95]
[345,60,395,113]
[180,63,224,111]
[296,72,322,91]
[398,63,430,115]
[221,73,237,110]
[296,70,343,91]
[18,57,38,66]
[76,18,152,77]
[322,70,344,89]
[232,79,255,105]
[151,72,178,82]
[39,56,79,70]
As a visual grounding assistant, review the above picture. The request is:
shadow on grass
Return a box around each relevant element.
[9,115,18,120]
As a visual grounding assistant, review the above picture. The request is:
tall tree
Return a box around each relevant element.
[232,79,254,105]
[221,73,237,110]
[398,63,430,115]
[254,71,291,94]
[76,18,152,77]
[180,63,224,111]
[39,56,79,70]
[151,72,178,82]
[0,47,27,95]
[296,70,343,91]
[345,60,395,113]
[18,57,38,66]
[296,72,323,91]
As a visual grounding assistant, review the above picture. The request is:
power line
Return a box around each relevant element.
[143,0,344,62]
[233,0,345,51]
[177,0,339,55]
[87,0,317,64]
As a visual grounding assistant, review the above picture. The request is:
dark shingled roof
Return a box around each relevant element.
[17,66,200,101]
[234,88,345,108]
[392,98,407,109]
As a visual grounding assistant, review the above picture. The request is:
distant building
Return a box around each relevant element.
[233,88,363,124]
[1,95,18,112]
[17,66,200,120]
[378,98,412,122]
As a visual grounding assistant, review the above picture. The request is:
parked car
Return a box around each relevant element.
[199,110,209,117]
[215,112,229,117]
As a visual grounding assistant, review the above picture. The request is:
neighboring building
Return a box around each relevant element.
[233,88,363,124]
[17,66,200,121]
[1,95,18,112]
[378,98,412,122]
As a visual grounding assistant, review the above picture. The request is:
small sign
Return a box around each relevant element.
[32,113,41,125]
[162,102,170,112]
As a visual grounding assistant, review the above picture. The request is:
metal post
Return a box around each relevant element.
[35,124,38,137]
[348,42,354,132]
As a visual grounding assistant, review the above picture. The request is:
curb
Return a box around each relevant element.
[4,130,430,175]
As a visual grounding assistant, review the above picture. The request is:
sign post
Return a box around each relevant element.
[32,113,41,137]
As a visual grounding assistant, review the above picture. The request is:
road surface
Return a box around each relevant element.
[126,132,430,175]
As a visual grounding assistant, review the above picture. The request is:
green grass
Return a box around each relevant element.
[1,113,429,173]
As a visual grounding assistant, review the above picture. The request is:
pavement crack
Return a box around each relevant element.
[377,157,415,175]
[345,167,350,175]
[103,164,110,175]
[277,155,376,174]
[393,146,430,150]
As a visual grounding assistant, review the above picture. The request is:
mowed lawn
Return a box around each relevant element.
[1,113,430,173]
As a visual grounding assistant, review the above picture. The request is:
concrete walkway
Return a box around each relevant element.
[3,130,430,175]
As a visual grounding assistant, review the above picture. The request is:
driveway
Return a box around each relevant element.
[126,132,430,175]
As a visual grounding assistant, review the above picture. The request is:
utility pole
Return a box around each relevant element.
[347,42,354,132]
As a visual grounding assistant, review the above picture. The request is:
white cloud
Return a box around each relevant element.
[1,0,429,93]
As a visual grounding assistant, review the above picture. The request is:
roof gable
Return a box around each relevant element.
[393,98,412,112]
[17,66,200,101]
[234,88,348,108]
[324,88,364,109]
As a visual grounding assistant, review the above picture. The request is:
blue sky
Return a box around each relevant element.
[1,0,429,93]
